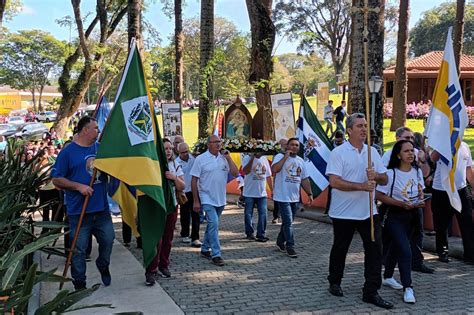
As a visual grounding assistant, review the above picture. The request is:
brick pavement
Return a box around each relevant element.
[116,203,474,314]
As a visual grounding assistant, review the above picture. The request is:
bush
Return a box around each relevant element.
[383,101,432,119]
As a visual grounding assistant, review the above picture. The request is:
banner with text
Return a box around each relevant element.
[271,92,296,140]
[162,103,183,142]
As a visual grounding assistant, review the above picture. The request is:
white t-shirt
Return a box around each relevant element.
[242,155,271,198]
[382,147,420,167]
[377,168,424,204]
[326,141,387,220]
[324,105,333,120]
[168,160,184,206]
[273,153,309,203]
[175,155,195,193]
[190,150,230,207]
[432,142,472,191]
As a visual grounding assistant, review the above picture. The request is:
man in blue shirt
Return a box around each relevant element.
[52,116,114,290]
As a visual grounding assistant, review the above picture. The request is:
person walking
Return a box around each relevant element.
[145,138,185,285]
[241,153,273,242]
[176,142,202,248]
[51,116,114,290]
[272,138,288,224]
[271,138,313,258]
[333,100,347,133]
[191,135,239,266]
[324,100,334,137]
[376,140,425,304]
[325,113,393,309]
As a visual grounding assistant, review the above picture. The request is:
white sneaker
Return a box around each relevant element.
[403,287,416,304]
[182,237,191,243]
[191,239,202,247]
[382,277,403,290]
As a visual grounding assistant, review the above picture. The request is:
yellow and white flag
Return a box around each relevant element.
[426,27,468,212]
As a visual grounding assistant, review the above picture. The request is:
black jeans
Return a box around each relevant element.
[432,187,474,260]
[273,200,280,220]
[328,215,382,296]
[180,192,200,241]
[122,221,132,243]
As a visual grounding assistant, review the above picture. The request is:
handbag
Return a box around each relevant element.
[173,160,188,205]
[379,169,396,227]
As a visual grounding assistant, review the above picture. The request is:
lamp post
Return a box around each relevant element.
[368,76,383,130]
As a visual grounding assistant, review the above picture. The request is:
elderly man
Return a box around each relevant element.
[191,135,239,266]
[326,113,392,309]
[173,135,184,156]
[51,116,113,290]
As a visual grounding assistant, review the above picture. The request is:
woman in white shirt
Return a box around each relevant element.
[376,140,425,304]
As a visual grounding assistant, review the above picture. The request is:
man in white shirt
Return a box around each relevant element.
[191,135,239,266]
[326,113,393,309]
[242,153,273,242]
[271,138,313,258]
[431,141,474,264]
[176,142,201,248]
[324,100,334,137]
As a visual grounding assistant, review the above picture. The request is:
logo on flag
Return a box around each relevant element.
[122,96,154,145]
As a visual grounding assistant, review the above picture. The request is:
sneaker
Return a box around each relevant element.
[328,283,343,297]
[98,267,111,286]
[158,267,171,278]
[123,242,130,247]
[246,234,256,240]
[73,280,87,291]
[200,251,212,259]
[271,218,278,224]
[145,272,157,286]
[277,218,282,224]
[191,239,202,248]
[382,277,403,290]
[182,237,192,244]
[286,248,297,258]
[85,254,92,262]
[256,236,269,242]
[403,287,416,304]
[276,243,285,253]
[438,253,450,263]
[412,264,434,273]
[212,256,225,266]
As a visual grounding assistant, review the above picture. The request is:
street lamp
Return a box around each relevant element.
[368,76,383,130]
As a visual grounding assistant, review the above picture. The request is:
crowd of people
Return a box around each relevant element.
[4,109,472,310]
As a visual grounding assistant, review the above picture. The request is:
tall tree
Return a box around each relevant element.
[54,0,128,137]
[349,0,385,143]
[390,0,409,131]
[274,0,351,78]
[0,0,22,28]
[454,0,465,73]
[174,0,184,103]
[198,0,214,138]
[128,0,142,48]
[246,0,275,140]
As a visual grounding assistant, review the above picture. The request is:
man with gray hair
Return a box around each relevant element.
[191,135,239,266]
[326,113,393,309]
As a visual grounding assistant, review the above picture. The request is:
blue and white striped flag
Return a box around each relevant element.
[297,96,334,197]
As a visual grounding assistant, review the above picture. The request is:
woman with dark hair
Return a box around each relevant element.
[375,140,425,304]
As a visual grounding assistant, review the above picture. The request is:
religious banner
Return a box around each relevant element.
[161,103,183,142]
[317,82,329,119]
[271,92,296,140]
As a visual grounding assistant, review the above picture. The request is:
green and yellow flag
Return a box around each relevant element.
[94,39,174,267]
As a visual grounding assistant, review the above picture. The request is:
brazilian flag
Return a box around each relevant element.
[94,39,174,267]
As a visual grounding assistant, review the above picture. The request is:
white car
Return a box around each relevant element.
[36,111,57,122]
[7,116,26,125]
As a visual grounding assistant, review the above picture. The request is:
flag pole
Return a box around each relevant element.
[362,0,375,242]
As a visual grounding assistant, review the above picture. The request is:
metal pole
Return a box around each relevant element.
[371,93,376,130]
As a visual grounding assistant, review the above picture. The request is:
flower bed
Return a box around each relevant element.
[193,138,281,155]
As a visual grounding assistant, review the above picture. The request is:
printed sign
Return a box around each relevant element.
[270,92,296,140]
[162,103,183,142]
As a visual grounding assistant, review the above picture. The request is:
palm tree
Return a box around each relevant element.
[454,0,465,73]
[128,0,142,49]
[174,0,184,103]
[198,0,214,138]
[390,0,409,131]
[245,0,276,140]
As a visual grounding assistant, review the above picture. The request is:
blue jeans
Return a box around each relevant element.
[244,197,267,238]
[68,211,115,284]
[201,204,225,258]
[275,201,298,249]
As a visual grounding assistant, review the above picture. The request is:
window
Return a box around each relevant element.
[386,81,394,98]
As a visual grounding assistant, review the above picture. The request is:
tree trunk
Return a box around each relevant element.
[31,90,37,112]
[454,0,465,74]
[38,86,45,112]
[174,0,184,103]
[349,0,385,145]
[390,0,409,131]
[0,0,6,28]
[128,0,142,49]
[245,0,276,140]
[198,0,214,139]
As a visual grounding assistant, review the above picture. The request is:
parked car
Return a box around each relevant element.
[1,124,25,138]
[7,116,26,125]
[245,97,256,103]
[15,122,49,141]
[36,111,57,122]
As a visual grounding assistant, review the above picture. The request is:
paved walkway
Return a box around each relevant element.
[119,202,474,314]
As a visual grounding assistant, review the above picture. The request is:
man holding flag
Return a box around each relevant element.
[426,27,474,264]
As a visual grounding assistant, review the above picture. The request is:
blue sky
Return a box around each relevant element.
[7,0,450,55]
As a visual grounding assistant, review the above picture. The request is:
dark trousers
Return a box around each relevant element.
[146,208,178,272]
[122,221,132,243]
[273,200,280,220]
[383,210,417,288]
[432,187,474,260]
[39,189,61,223]
[180,192,200,241]
[328,215,382,296]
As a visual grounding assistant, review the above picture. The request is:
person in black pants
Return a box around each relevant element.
[431,141,474,263]
[325,113,392,309]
